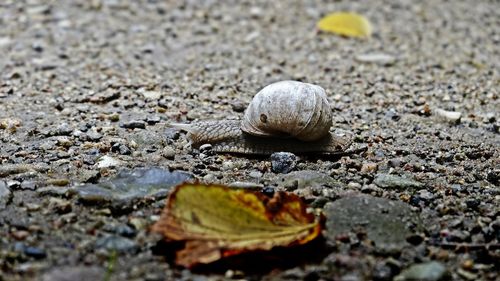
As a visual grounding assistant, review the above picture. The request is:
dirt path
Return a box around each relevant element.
[1,0,498,280]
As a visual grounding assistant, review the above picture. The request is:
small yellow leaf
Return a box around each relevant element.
[151,183,323,268]
[317,12,372,38]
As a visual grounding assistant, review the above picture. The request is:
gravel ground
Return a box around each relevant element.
[0,0,499,280]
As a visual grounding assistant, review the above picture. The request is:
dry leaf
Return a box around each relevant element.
[152,183,322,268]
[317,12,372,38]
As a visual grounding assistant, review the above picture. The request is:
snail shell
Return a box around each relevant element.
[241,80,332,141]
[171,80,353,155]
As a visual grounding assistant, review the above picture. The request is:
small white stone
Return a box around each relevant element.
[138,88,162,100]
[434,108,462,123]
[96,155,122,168]
[355,53,396,65]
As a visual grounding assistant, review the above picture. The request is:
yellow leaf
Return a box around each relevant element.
[151,183,323,268]
[317,12,372,38]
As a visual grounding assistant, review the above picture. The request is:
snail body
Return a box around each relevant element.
[172,80,352,155]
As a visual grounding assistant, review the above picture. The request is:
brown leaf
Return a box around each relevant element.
[151,183,323,268]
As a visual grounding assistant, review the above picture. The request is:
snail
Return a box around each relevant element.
[171,80,353,155]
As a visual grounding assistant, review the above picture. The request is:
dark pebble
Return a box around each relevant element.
[261,187,275,197]
[164,128,180,141]
[231,101,247,112]
[270,152,297,174]
[486,170,499,185]
[465,199,480,210]
[146,116,161,125]
[25,246,47,259]
[14,242,47,259]
[111,143,131,155]
[120,120,146,129]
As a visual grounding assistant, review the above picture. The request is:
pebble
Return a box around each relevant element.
[270,152,297,174]
[248,170,263,179]
[373,173,424,190]
[361,162,378,174]
[86,130,103,141]
[0,181,12,208]
[130,130,165,148]
[355,53,396,65]
[228,181,264,189]
[324,195,422,253]
[20,181,37,190]
[146,115,161,125]
[140,90,162,100]
[24,246,47,259]
[434,108,462,123]
[78,169,101,183]
[103,224,137,238]
[95,235,138,254]
[394,261,447,281]
[120,120,146,129]
[41,266,105,281]
[159,146,175,160]
[231,101,247,112]
[11,230,30,240]
[53,123,74,136]
[96,155,122,168]
[279,170,338,190]
[111,143,132,155]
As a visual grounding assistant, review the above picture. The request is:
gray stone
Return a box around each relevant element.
[95,235,138,253]
[374,174,424,190]
[324,195,422,253]
[0,181,12,208]
[74,167,193,210]
[279,170,339,191]
[41,266,104,281]
[120,120,146,129]
[228,181,264,189]
[130,130,165,148]
[86,130,103,141]
[270,152,297,174]
[394,261,448,281]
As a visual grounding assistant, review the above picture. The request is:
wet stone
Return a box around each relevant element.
[324,195,423,253]
[374,173,424,190]
[95,235,138,254]
[270,152,297,174]
[74,167,193,210]
[394,261,447,281]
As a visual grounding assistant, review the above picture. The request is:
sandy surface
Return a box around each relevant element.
[0,0,499,280]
